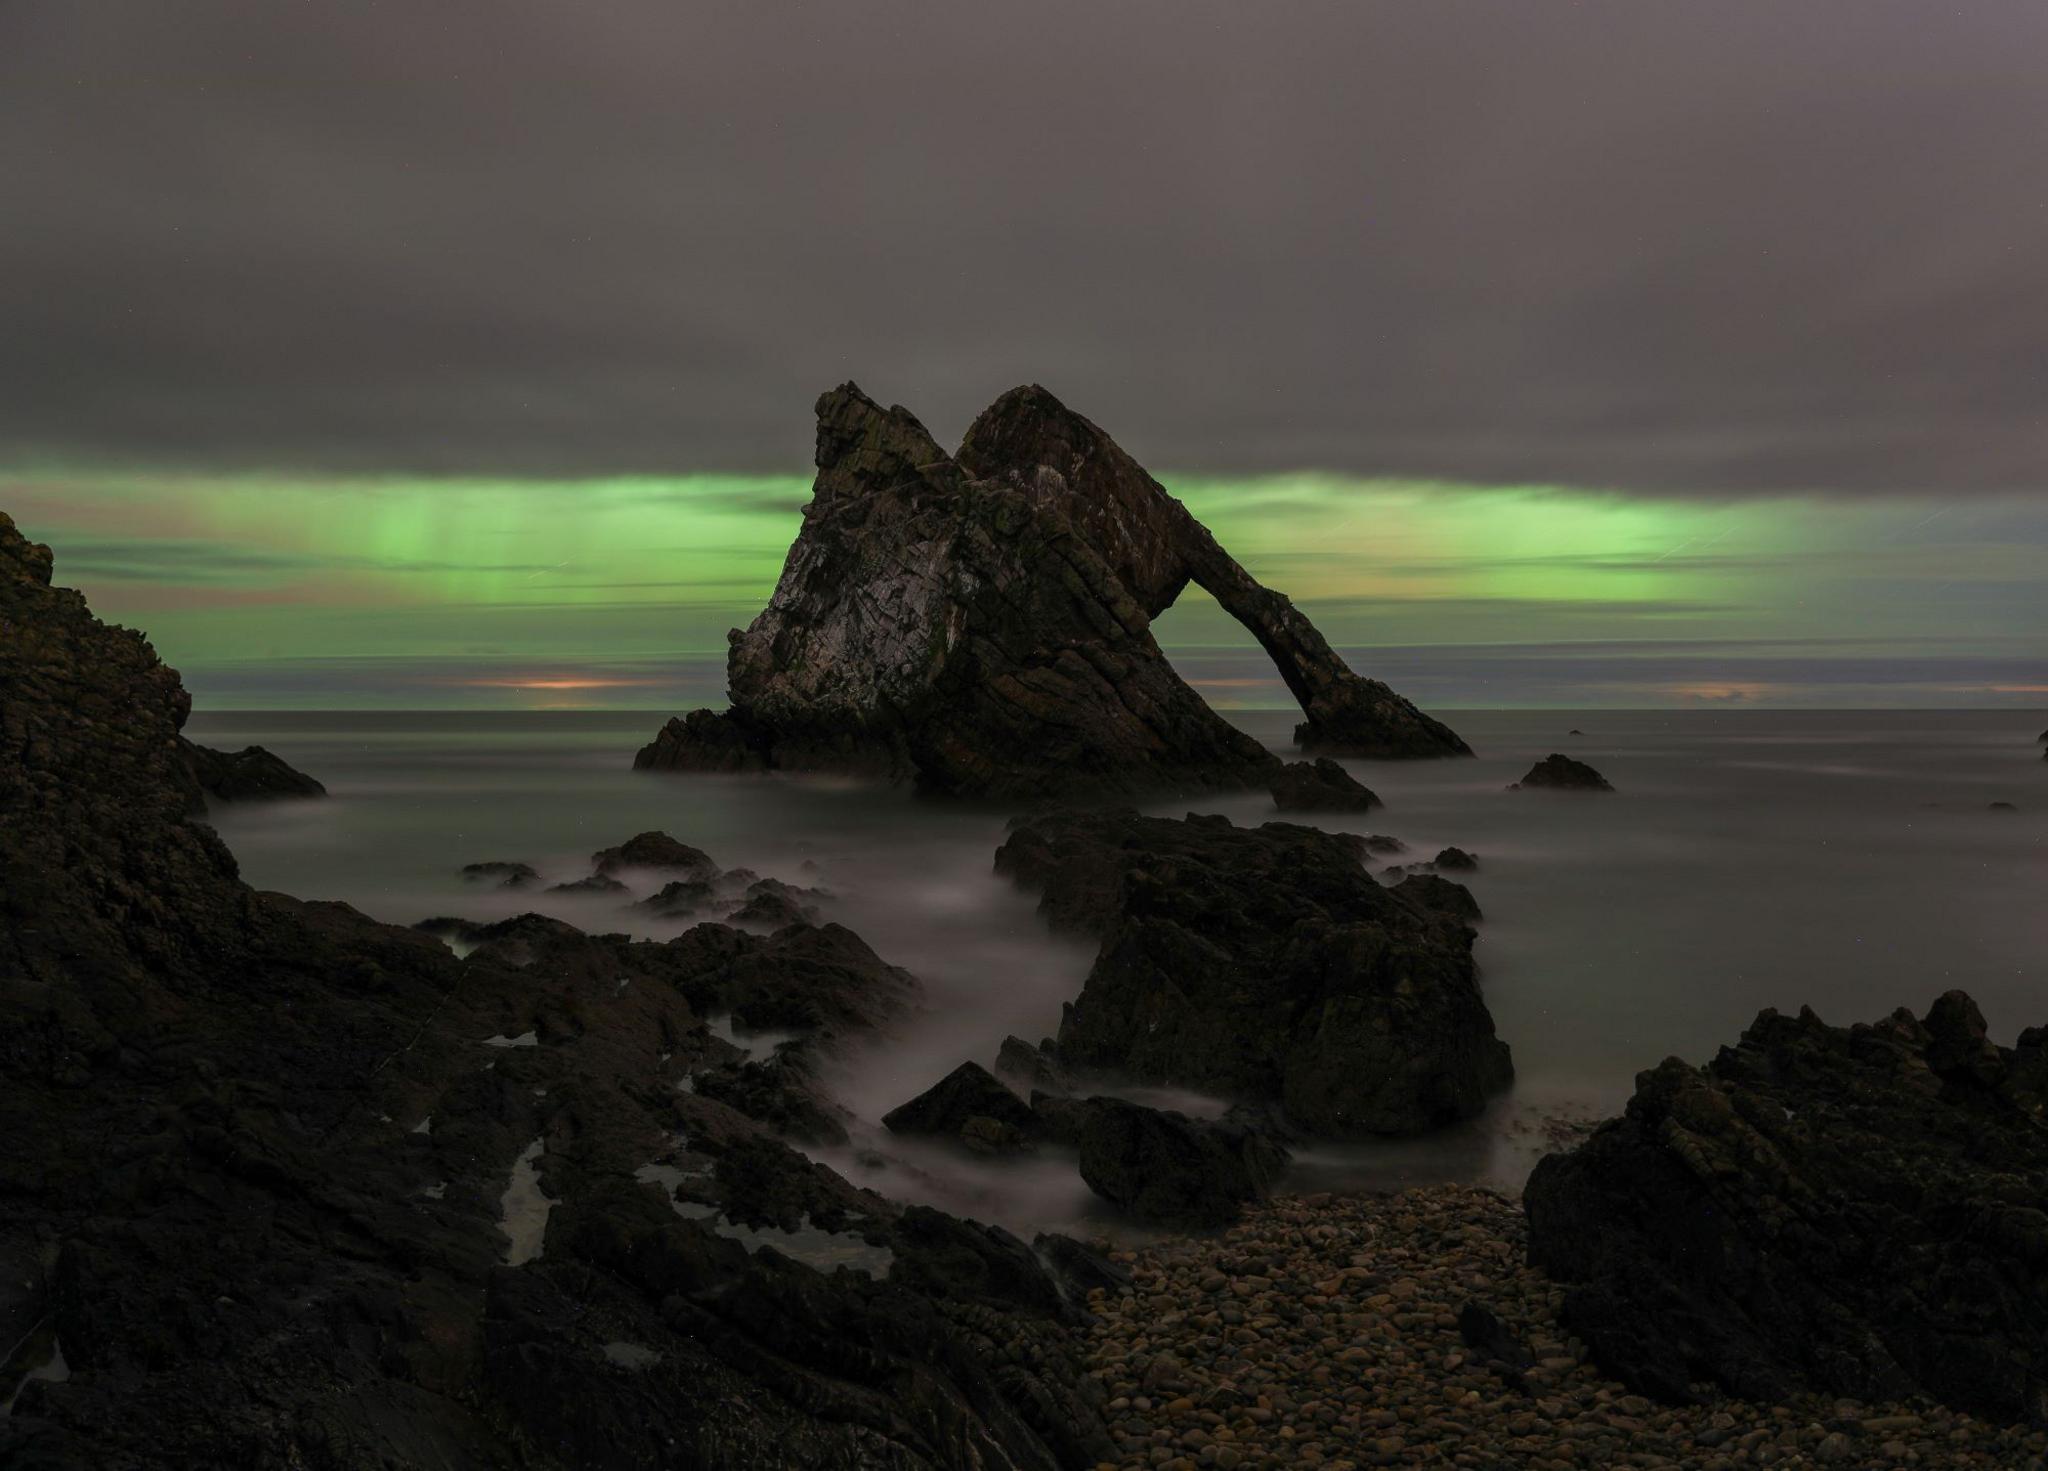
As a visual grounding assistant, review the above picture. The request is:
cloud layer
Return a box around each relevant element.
[3,1,2044,491]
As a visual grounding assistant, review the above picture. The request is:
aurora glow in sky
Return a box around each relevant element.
[3,1,2043,709]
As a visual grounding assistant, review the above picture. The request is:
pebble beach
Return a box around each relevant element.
[1084,1187,2048,1471]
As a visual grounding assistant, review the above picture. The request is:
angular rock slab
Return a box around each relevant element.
[1526,993,2048,1421]
[638,383,1466,797]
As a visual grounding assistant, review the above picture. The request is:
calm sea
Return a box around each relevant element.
[186,707,2047,1230]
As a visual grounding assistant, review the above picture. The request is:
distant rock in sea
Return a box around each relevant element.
[636,382,1467,797]
[996,809,1510,1136]
[1511,753,1614,791]
[1270,756,1381,812]
[1433,845,1479,871]
[182,738,326,802]
[1526,992,2048,1421]
[460,859,540,888]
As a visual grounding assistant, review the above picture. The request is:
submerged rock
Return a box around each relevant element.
[1269,756,1381,813]
[1526,992,2048,1421]
[637,383,1464,797]
[883,1061,1043,1156]
[0,510,1110,1470]
[1511,753,1614,791]
[1034,1094,1289,1227]
[461,859,540,889]
[181,738,326,802]
[996,809,1512,1137]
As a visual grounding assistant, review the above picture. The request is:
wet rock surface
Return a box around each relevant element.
[182,738,327,802]
[637,383,1463,796]
[1269,758,1381,813]
[995,809,1511,1137]
[1511,753,1615,791]
[0,511,1110,1469]
[1526,992,2048,1423]
[1085,1190,2048,1471]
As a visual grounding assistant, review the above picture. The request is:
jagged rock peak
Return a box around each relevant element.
[637,383,1469,795]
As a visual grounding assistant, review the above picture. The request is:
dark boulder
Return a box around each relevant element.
[633,876,717,916]
[1033,1094,1288,1227]
[1458,1301,1535,1394]
[1433,846,1478,871]
[883,1062,1043,1155]
[996,810,1512,1136]
[181,738,326,802]
[1511,753,1614,791]
[592,829,719,878]
[460,859,540,889]
[1269,757,1381,813]
[637,384,1463,797]
[1526,992,2048,1422]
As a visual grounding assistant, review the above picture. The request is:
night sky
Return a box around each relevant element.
[3,2,2042,708]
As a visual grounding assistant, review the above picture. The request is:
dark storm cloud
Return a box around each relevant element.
[2,1,2043,492]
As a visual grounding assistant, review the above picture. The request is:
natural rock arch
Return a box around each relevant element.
[636,383,1469,798]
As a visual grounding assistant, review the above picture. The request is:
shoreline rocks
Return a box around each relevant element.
[1269,757,1381,813]
[1526,991,2048,1422]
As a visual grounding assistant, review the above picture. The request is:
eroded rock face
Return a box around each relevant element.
[0,511,1109,1469]
[1525,993,2048,1421]
[994,809,1512,1137]
[637,383,1466,796]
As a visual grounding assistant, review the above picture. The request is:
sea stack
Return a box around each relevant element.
[636,383,1468,797]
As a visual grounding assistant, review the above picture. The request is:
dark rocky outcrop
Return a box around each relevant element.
[1269,757,1381,813]
[637,384,1465,797]
[1525,993,2048,1422]
[1032,1095,1289,1227]
[1511,753,1614,791]
[461,860,540,889]
[883,1062,1044,1156]
[1433,846,1478,871]
[996,1035,1071,1095]
[546,873,628,895]
[995,810,1511,1137]
[0,511,1109,1469]
[181,738,326,802]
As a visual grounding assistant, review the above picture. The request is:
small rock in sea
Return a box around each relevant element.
[1268,757,1381,813]
[591,830,719,878]
[1989,801,2017,812]
[182,739,327,802]
[1510,753,1614,791]
[1361,832,1406,854]
[460,860,540,889]
[727,886,815,930]
[634,877,716,916]
[1380,863,1408,879]
[547,874,629,895]
[1433,845,1479,871]
[1569,727,1585,735]
[882,1061,1043,1155]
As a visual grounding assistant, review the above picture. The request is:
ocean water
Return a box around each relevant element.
[187,707,2047,1231]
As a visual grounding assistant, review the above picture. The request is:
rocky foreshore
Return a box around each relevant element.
[1083,1189,2048,1471]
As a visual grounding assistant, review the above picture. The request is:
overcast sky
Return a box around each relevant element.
[3,0,2044,492]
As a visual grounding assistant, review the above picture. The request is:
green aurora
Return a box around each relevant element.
[7,465,2042,710]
